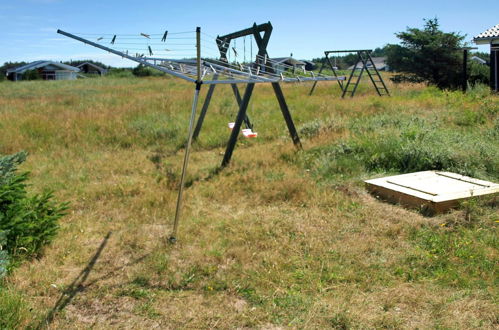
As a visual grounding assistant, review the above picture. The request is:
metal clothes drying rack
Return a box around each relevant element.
[57,22,346,241]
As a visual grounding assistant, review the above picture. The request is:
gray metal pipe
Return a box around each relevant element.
[169,84,201,242]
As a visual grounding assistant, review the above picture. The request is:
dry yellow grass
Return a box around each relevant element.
[0,76,497,328]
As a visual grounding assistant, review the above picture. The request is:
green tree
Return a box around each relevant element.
[0,152,67,274]
[386,18,466,89]
[22,69,41,80]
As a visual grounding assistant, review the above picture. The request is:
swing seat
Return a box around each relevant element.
[242,129,257,138]
[228,122,257,138]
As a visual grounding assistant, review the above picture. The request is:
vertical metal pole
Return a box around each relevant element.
[196,27,201,82]
[169,27,202,243]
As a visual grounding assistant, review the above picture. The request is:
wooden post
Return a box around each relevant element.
[462,49,468,92]
[492,45,498,92]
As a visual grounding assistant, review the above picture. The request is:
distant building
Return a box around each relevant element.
[6,61,80,81]
[471,56,487,65]
[76,62,107,76]
[473,24,499,92]
[347,57,389,71]
[301,60,317,71]
[270,57,306,74]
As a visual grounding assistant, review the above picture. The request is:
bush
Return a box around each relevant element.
[22,69,41,80]
[107,68,135,78]
[0,152,67,275]
[468,61,489,87]
[132,64,165,77]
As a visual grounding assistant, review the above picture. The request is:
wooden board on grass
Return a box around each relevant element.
[364,171,499,214]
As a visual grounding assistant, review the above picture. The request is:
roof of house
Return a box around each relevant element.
[76,62,108,72]
[7,61,80,74]
[471,56,487,65]
[271,57,306,66]
[348,57,387,70]
[473,24,499,44]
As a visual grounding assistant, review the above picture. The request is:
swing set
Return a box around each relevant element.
[57,22,346,241]
[309,49,390,97]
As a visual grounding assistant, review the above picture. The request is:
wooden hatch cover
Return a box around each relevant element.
[365,171,499,214]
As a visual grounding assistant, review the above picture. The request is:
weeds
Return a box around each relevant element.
[299,113,498,183]
[0,77,497,328]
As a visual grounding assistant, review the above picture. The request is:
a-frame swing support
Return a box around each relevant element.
[175,22,303,240]
[309,49,390,97]
[193,22,302,159]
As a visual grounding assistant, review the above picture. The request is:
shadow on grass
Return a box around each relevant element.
[38,231,112,328]
[184,165,223,188]
[38,231,160,328]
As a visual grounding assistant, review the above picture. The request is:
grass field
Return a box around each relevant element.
[0,76,498,329]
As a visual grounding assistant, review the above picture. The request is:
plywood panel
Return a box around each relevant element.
[365,171,499,214]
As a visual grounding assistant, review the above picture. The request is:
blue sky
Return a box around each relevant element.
[1,0,498,67]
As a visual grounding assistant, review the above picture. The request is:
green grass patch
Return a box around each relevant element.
[396,223,498,289]
[0,287,32,329]
[297,113,498,183]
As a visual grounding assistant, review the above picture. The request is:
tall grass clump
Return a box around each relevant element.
[299,114,498,182]
[0,287,30,329]
[0,151,67,274]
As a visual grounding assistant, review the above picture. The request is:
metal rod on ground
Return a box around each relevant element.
[169,27,202,243]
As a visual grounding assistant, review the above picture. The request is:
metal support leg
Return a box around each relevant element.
[221,83,255,167]
[193,74,218,141]
[271,82,302,148]
[169,83,202,242]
